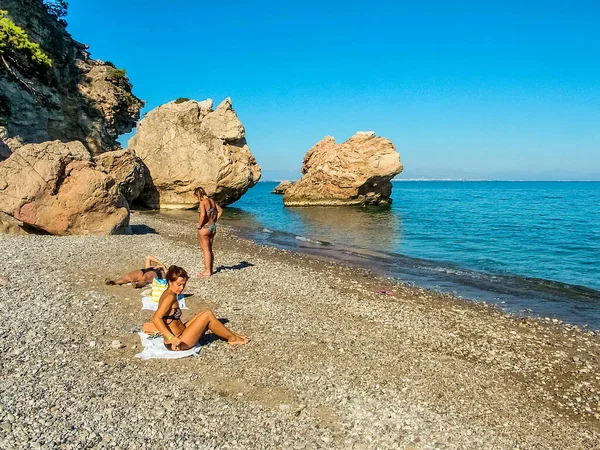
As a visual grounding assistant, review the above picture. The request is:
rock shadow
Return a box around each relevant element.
[129,224,157,235]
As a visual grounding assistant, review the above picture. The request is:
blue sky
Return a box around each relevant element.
[65,1,600,180]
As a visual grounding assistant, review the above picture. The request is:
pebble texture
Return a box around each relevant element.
[0,212,599,449]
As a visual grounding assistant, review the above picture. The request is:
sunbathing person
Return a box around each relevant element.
[152,265,248,350]
[105,255,167,288]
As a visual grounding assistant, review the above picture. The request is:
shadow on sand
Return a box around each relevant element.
[199,318,230,346]
[215,261,255,273]
[130,224,157,235]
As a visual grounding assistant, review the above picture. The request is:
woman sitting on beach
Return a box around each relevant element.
[152,265,248,349]
[105,255,167,288]
[195,187,223,278]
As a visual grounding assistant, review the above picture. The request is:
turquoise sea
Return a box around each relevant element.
[166,181,600,330]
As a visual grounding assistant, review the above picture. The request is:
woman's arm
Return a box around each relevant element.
[144,255,162,268]
[152,292,179,344]
[215,202,223,221]
[197,200,207,228]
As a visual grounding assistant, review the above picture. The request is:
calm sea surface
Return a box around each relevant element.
[161,181,600,329]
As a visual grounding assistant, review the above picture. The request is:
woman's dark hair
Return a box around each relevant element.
[194,186,207,198]
[166,265,189,282]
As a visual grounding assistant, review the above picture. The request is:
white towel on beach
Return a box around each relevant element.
[140,295,187,311]
[134,332,200,360]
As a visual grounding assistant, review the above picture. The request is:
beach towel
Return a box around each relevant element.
[135,332,200,360]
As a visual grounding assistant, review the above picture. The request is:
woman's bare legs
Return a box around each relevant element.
[178,310,248,349]
[197,229,214,277]
[209,234,215,274]
[105,269,143,286]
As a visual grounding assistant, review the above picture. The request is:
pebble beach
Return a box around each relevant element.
[1,211,600,449]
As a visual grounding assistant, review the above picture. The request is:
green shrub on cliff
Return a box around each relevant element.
[0,10,52,68]
[107,67,127,81]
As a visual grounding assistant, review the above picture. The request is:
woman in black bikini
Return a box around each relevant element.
[105,255,166,288]
[195,187,223,278]
[152,265,248,349]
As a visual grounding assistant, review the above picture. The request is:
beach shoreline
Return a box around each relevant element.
[1,211,599,448]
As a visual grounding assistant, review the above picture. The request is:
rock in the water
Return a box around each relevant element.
[128,98,261,208]
[95,150,148,205]
[283,132,403,206]
[272,181,294,195]
[0,141,129,235]
[0,1,143,154]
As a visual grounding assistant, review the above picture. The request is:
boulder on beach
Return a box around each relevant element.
[0,141,129,235]
[128,98,261,208]
[95,149,149,205]
[272,180,294,195]
[283,131,403,206]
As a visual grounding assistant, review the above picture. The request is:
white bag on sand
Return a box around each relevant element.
[135,332,200,360]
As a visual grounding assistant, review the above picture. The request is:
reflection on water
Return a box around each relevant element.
[284,206,401,251]
[220,207,265,230]
[219,193,403,256]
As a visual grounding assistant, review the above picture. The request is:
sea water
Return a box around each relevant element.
[163,181,600,330]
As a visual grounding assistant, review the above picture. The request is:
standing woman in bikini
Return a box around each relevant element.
[195,187,223,278]
[152,265,248,349]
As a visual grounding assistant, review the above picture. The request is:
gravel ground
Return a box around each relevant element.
[1,211,599,449]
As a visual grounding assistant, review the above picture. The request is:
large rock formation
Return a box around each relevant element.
[283,132,403,206]
[0,0,143,154]
[128,98,261,208]
[0,140,129,235]
[95,149,148,205]
[272,180,294,195]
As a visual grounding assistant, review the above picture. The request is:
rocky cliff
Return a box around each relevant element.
[0,0,143,157]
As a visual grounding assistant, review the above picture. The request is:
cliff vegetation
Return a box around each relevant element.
[0,0,143,155]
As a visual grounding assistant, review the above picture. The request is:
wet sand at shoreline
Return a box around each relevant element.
[1,211,599,449]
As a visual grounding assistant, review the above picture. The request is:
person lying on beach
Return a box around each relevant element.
[105,255,167,288]
[195,186,223,278]
[152,265,248,349]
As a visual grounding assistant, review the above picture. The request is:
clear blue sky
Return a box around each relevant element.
[65,1,600,180]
